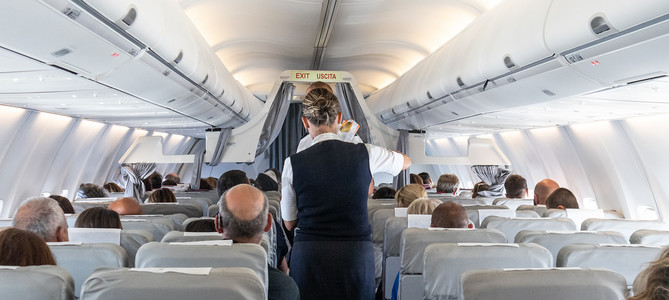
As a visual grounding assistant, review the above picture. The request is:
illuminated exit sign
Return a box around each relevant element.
[290,70,342,82]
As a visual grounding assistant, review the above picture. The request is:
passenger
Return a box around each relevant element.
[534,179,559,205]
[545,187,579,209]
[142,177,153,192]
[410,173,424,185]
[217,170,250,198]
[215,184,299,300]
[76,183,107,198]
[418,172,433,189]
[161,179,177,186]
[256,173,279,192]
[631,248,669,300]
[108,197,143,215]
[471,181,490,199]
[372,187,396,199]
[148,172,162,189]
[184,219,216,232]
[436,174,460,195]
[75,207,122,229]
[13,197,69,242]
[198,178,212,190]
[504,174,528,198]
[205,177,218,190]
[48,195,74,214]
[103,182,124,193]
[282,87,410,300]
[0,228,56,266]
[407,198,441,215]
[264,168,282,185]
[431,201,473,229]
[395,184,428,207]
[165,172,181,184]
[147,188,176,203]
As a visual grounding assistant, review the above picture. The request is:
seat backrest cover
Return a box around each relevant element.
[0,265,74,300]
[481,216,576,242]
[630,229,669,245]
[515,230,628,262]
[581,219,669,240]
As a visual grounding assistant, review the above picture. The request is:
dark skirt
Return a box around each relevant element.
[290,240,375,300]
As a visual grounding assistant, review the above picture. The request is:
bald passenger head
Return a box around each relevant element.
[216,184,271,243]
[534,179,559,205]
[431,201,472,229]
[305,81,333,94]
[546,187,579,209]
[108,197,143,215]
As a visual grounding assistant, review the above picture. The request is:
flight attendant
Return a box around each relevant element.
[281,88,410,299]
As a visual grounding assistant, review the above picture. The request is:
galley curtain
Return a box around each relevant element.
[256,82,295,157]
[121,163,157,201]
[268,103,307,171]
[471,165,511,197]
[393,129,410,190]
[335,83,371,143]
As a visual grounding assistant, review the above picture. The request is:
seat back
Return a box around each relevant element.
[140,203,202,218]
[176,198,211,216]
[630,229,669,245]
[581,218,669,240]
[120,218,172,242]
[383,216,407,299]
[423,243,552,300]
[161,231,222,242]
[121,230,153,267]
[49,243,127,296]
[373,209,395,245]
[481,216,576,242]
[557,243,665,287]
[0,265,74,300]
[174,190,219,204]
[462,268,627,300]
[492,198,534,210]
[517,204,547,216]
[268,199,281,221]
[515,230,628,264]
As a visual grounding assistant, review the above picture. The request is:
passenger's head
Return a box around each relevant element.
[407,198,442,215]
[395,184,428,208]
[13,197,68,242]
[216,184,271,244]
[410,174,424,185]
[185,219,217,232]
[108,197,143,215]
[75,207,122,229]
[142,178,153,192]
[472,181,490,199]
[149,172,162,189]
[205,177,218,190]
[372,187,396,199]
[431,201,472,229]
[0,228,56,266]
[264,169,281,184]
[162,179,177,186]
[302,88,341,128]
[217,170,250,198]
[103,182,124,193]
[418,172,432,186]
[534,179,559,205]
[632,248,669,300]
[545,187,579,209]
[165,173,181,184]
[77,183,107,198]
[147,188,176,203]
[305,81,333,94]
[48,195,74,214]
[436,174,460,194]
[199,178,212,190]
[256,173,279,192]
[504,174,528,198]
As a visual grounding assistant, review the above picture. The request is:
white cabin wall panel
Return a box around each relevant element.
[424,137,475,189]
[492,131,545,189]
[81,0,165,47]
[95,125,135,186]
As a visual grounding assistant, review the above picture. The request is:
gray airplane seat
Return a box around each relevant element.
[181,217,215,228]
[120,218,173,242]
[48,242,127,297]
[174,190,219,205]
[161,231,222,243]
[466,208,540,228]
[515,230,628,264]
[268,199,281,221]
[517,204,547,216]
[441,198,490,206]
[175,198,211,216]
[557,243,665,288]
[492,198,534,210]
[630,229,669,245]
[72,201,111,214]
[208,205,219,218]
[372,208,394,283]
[481,216,577,242]
[462,268,627,300]
[135,241,268,292]
[264,190,280,199]
[0,265,74,300]
[80,267,265,300]
[383,216,407,299]
[423,243,553,300]
[581,218,669,240]
[398,228,507,300]
[139,203,202,218]
[368,200,396,224]
[121,230,153,267]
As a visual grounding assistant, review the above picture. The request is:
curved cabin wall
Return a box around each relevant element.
[0,106,197,218]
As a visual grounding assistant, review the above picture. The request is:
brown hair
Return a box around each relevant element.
[431,201,469,228]
[147,188,176,203]
[504,174,528,198]
[103,182,124,193]
[472,181,490,198]
[631,247,669,300]
[545,187,579,209]
[407,198,441,215]
[0,228,56,266]
[395,184,428,208]
[48,195,74,214]
[410,174,424,185]
[302,88,340,126]
[75,207,122,229]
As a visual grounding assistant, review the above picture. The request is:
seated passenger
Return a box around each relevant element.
[165,173,181,184]
[395,184,428,208]
[217,170,250,198]
[108,197,143,215]
[142,178,153,192]
[215,184,299,300]
[198,178,213,190]
[77,183,107,198]
[75,207,122,229]
[148,172,163,190]
[256,173,279,192]
[147,188,176,203]
[436,174,460,195]
[533,179,559,205]
[48,195,74,214]
[161,179,177,186]
[205,177,218,190]
[471,181,490,199]
[184,219,216,232]
[264,168,281,185]
[410,173,424,185]
[504,174,529,199]
[103,182,124,193]
[407,198,441,215]
[418,172,433,190]
[431,201,473,229]
[545,187,579,209]
[372,187,396,199]
[631,248,669,300]
[0,228,56,266]
[13,197,69,242]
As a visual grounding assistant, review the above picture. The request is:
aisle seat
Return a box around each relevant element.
[0,265,74,300]
[581,219,669,240]
[630,229,669,245]
[515,230,628,264]
[481,216,576,242]
[140,203,202,218]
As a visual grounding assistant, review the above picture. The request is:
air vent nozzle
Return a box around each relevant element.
[503,55,516,69]
[122,7,137,26]
[590,15,611,35]
[201,74,209,85]
[174,50,183,64]
[456,77,465,87]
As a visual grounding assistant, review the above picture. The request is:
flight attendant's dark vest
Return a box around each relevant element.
[291,139,372,241]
